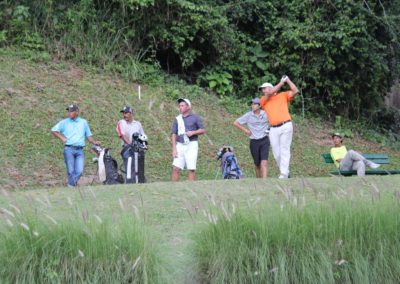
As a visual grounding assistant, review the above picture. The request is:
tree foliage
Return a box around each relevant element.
[1,0,399,120]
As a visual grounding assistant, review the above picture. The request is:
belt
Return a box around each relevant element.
[65,145,83,149]
[271,120,291,128]
[251,135,269,141]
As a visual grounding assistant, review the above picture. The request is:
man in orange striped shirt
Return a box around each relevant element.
[259,76,299,179]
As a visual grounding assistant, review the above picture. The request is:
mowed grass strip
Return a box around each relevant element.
[0,214,169,283]
[192,188,400,283]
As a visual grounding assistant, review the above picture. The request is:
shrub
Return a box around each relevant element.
[193,198,400,283]
[0,215,167,283]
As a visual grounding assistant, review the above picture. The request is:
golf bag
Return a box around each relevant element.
[122,132,148,184]
[216,145,243,179]
[92,146,124,185]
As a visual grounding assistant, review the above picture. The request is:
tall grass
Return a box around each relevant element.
[0,215,167,283]
[192,197,400,283]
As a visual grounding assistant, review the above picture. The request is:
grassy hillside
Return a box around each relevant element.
[1,49,400,189]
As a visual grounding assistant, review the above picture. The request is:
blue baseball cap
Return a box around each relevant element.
[120,106,133,113]
[250,97,261,105]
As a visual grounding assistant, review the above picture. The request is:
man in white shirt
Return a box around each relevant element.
[116,106,146,146]
[116,106,147,172]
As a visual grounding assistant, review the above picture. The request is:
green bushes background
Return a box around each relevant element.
[1,0,400,127]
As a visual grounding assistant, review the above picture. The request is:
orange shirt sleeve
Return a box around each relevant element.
[280,91,293,102]
[259,96,265,106]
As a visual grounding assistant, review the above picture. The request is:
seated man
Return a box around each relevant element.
[330,133,380,176]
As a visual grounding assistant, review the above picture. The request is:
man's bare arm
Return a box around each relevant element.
[51,131,67,144]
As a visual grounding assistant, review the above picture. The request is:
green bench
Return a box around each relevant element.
[322,153,400,176]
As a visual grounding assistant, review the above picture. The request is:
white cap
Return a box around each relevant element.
[177,98,191,108]
[258,82,273,91]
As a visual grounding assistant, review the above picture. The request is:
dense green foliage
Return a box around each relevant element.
[193,197,400,283]
[1,0,399,123]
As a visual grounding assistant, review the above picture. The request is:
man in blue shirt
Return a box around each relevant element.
[51,104,100,187]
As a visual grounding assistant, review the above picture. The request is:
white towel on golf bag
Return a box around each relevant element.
[98,150,106,182]
[176,114,186,136]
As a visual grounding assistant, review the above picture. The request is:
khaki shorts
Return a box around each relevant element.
[173,141,199,170]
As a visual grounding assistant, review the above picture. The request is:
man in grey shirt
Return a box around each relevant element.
[171,98,206,181]
[234,98,270,178]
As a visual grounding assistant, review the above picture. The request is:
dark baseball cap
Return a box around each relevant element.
[120,106,133,113]
[66,104,79,112]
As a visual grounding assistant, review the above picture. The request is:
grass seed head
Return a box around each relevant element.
[1,208,15,218]
[6,218,13,227]
[9,204,21,214]
[119,198,125,211]
[44,214,58,225]
[335,259,347,266]
[132,205,140,219]
[132,256,141,271]
[269,267,278,273]
[94,214,103,223]
[20,223,30,231]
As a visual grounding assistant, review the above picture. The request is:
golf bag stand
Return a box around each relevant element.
[216,145,243,179]
[123,132,148,184]
[92,146,124,185]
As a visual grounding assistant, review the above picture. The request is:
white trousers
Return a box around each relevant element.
[269,121,293,177]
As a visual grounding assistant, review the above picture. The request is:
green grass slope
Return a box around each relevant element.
[1,49,400,189]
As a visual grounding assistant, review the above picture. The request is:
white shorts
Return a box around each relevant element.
[173,141,199,170]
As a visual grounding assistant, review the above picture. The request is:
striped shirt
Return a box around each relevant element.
[116,119,145,145]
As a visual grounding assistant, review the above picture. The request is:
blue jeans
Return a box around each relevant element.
[63,146,85,186]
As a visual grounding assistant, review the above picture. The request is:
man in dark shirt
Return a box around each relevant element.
[171,98,206,181]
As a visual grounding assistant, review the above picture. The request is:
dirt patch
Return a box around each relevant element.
[33,170,62,188]
[78,175,99,187]
[309,129,334,146]
[4,166,24,183]
[2,166,29,188]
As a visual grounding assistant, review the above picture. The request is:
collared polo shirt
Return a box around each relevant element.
[171,113,204,143]
[259,91,293,126]
[116,119,145,145]
[330,145,348,168]
[236,110,269,140]
[51,117,92,147]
